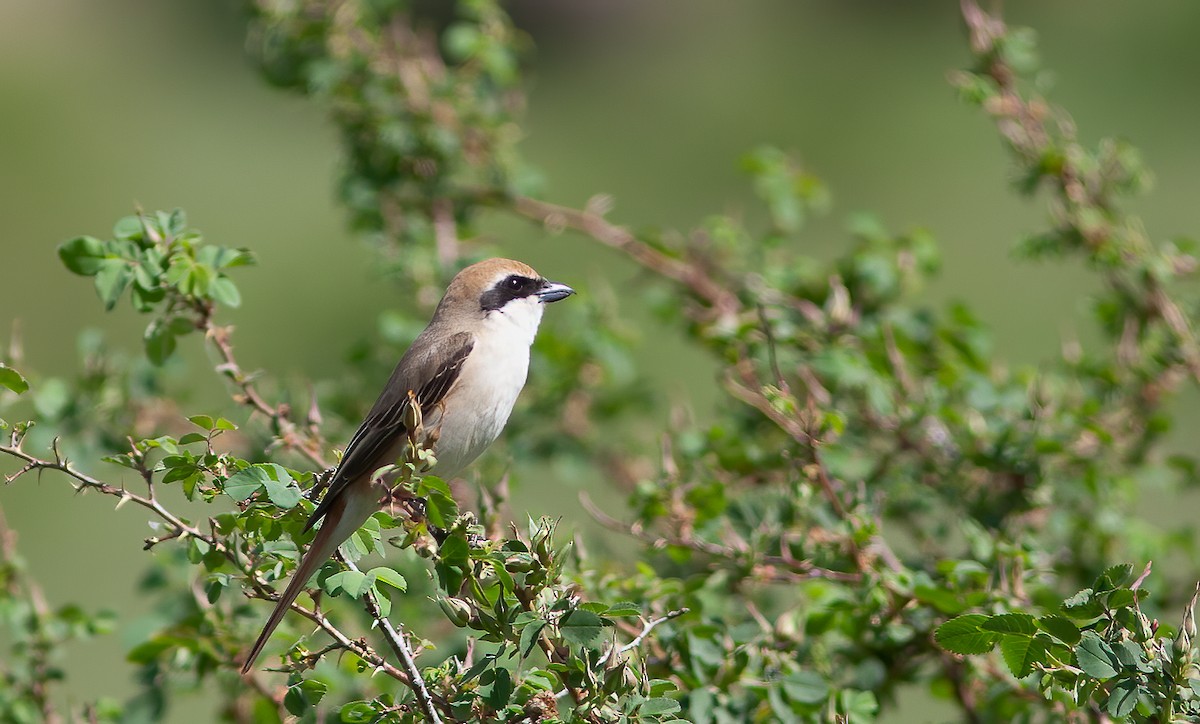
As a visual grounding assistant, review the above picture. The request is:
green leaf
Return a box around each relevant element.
[189,415,216,430]
[223,467,265,501]
[325,570,370,598]
[1104,588,1138,610]
[339,701,377,723]
[0,364,29,394]
[209,275,241,307]
[1037,615,1081,645]
[484,667,513,709]
[1094,564,1134,593]
[559,609,606,648]
[94,259,132,310]
[519,619,547,658]
[605,601,643,617]
[260,465,301,508]
[1105,677,1138,718]
[439,533,469,570]
[1062,588,1105,620]
[113,215,145,242]
[639,698,682,717]
[981,613,1038,637]
[1076,631,1120,680]
[58,235,108,275]
[935,614,998,655]
[1000,633,1050,678]
[783,670,829,704]
[367,567,407,592]
[144,320,177,366]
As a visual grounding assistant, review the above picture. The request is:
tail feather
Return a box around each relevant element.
[241,488,374,673]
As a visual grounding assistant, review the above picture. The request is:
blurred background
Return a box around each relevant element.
[2,0,1199,718]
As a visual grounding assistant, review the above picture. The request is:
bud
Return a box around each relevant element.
[403,394,422,430]
[438,597,473,627]
[1172,583,1199,673]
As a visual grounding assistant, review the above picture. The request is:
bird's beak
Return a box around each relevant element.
[536,280,575,303]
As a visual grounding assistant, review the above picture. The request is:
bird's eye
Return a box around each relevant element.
[505,275,526,291]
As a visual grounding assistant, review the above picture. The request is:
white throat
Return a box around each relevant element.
[484,295,545,347]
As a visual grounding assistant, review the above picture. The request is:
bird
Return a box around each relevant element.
[241,258,574,673]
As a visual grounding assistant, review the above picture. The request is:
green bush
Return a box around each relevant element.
[2,1,1199,721]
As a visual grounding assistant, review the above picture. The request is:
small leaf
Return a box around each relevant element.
[368,567,407,592]
[605,601,642,617]
[58,235,109,275]
[1076,631,1120,680]
[1094,564,1134,593]
[1000,633,1050,678]
[189,415,216,430]
[935,614,999,655]
[113,215,145,242]
[325,570,369,598]
[484,667,513,709]
[209,275,242,307]
[94,259,132,310]
[1105,677,1138,718]
[520,620,547,658]
[339,701,377,723]
[783,670,828,705]
[260,465,301,508]
[981,613,1038,637]
[223,467,266,501]
[559,609,606,648]
[639,698,682,716]
[439,534,469,570]
[0,364,29,394]
[1104,588,1138,611]
[1062,589,1105,620]
[144,320,177,366]
[1037,615,1081,645]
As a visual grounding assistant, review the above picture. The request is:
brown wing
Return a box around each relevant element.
[304,331,473,530]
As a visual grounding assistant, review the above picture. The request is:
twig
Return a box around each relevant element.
[596,608,689,667]
[342,558,446,723]
[511,195,740,318]
[959,0,1200,385]
[0,440,415,686]
[202,315,330,469]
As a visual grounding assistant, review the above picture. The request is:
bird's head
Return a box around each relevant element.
[437,258,574,343]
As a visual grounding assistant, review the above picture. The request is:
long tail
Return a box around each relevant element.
[241,488,374,673]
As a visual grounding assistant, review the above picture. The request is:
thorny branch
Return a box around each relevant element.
[516,194,906,577]
[342,557,447,723]
[959,0,1200,385]
[596,608,689,667]
[0,436,418,690]
[200,308,331,470]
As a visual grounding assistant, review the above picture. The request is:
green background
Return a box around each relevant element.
[2,0,1198,719]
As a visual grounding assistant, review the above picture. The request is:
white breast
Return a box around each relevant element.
[431,298,544,477]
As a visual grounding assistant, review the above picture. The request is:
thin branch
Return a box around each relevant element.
[202,315,330,469]
[342,557,446,723]
[596,608,689,667]
[0,440,415,686]
[511,194,740,318]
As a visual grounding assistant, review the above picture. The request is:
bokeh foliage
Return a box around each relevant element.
[3,1,1200,722]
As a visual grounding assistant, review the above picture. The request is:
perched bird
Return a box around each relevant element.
[242,258,574,672]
